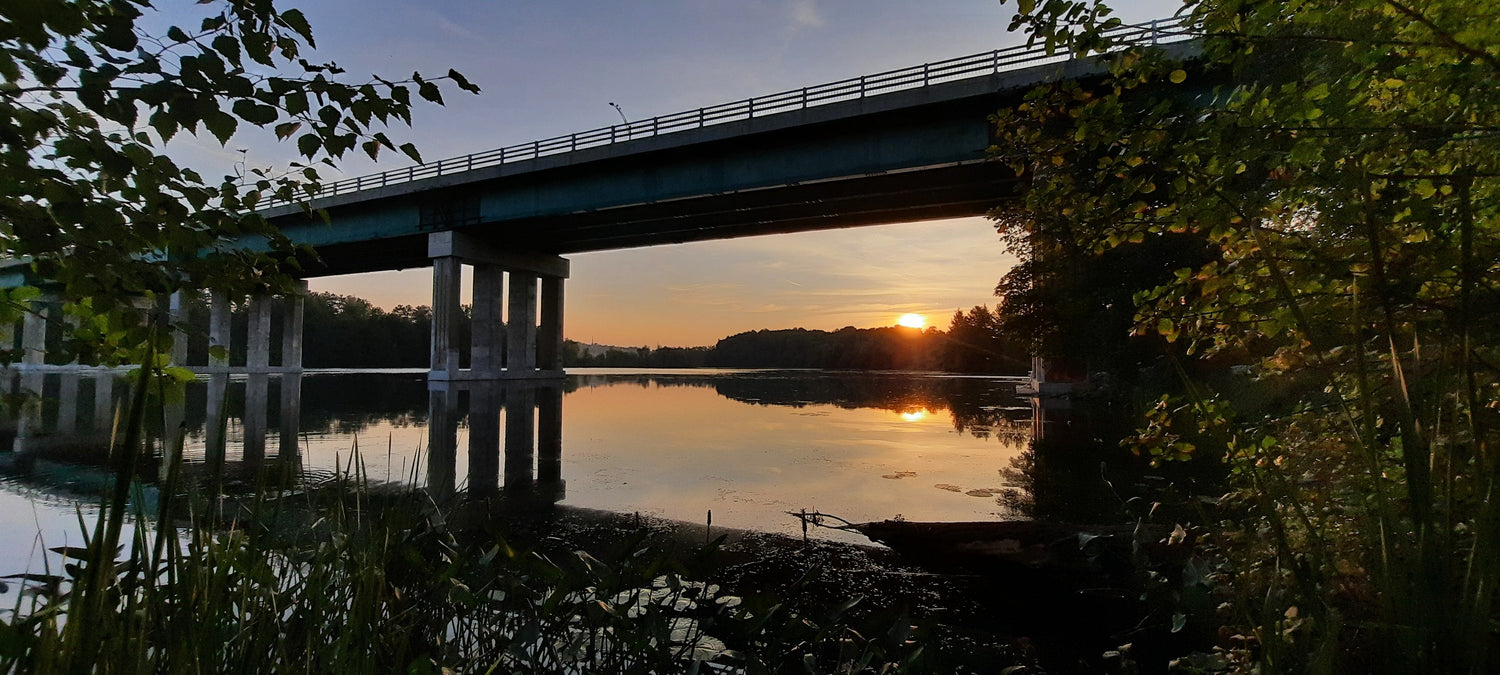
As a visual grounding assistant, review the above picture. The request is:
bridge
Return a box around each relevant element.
[5,20,1194,385]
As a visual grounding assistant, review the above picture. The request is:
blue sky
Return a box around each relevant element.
[160,0,1181,346]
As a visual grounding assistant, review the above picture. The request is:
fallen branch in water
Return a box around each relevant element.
[787,509,863,542]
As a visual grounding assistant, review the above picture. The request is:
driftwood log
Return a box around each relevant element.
[790,511,1194,586]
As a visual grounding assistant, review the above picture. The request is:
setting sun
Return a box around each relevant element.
[897,313,926,328]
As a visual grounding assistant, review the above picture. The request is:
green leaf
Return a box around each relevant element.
[149,111,178,144]
[163,366,196,383]
[274,121,302,140]
[232,99,278,125]
[211,34,241,67]
[203,111,238,144]
[447,69,481,94]
[417,80,443,105]
[398,142,422,163]
[298,133,322,157]
[280,9,316,47]
[1169,69,1186,84]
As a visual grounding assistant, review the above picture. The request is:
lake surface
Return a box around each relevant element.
[0,368,1037,574]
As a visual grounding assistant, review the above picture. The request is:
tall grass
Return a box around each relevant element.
[0,362,931,674]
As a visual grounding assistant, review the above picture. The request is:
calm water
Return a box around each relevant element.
[0,368,1036,575]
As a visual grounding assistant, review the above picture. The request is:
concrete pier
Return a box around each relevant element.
[57,373,79,434]
[93,373,115,434]
[280,282,307,372]
[538,277,565,371]
[20,302,47,367]
[246,296,272,373]
[208,290,232,371]
[0,318,13,359]
[471,265,503,376]
[168,291,189,367]
[427,231,569,381]
[431,256,463,378]
[506,273,538,373]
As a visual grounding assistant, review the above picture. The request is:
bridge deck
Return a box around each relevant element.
[260,22,1195,277]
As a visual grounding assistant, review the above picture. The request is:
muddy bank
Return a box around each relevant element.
[442,497,1195,674]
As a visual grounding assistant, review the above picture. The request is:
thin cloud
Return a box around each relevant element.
[423,9,480,41]
[788,0,824,31]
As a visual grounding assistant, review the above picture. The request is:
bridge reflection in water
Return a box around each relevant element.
[0,370,565,505]
[426,379,565,503]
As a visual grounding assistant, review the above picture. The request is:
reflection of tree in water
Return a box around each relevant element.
[998,404,1138,523]
[999,402,1222,524]
[710,372,1029,442]
[296,374,432,434]
[167,370,1027,443]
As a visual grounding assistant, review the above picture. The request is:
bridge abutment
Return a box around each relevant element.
[427,231,569,381]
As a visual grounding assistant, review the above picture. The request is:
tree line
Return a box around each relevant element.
[178,292,1031,374]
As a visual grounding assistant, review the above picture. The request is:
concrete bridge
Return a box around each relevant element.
[4,20,1194,384]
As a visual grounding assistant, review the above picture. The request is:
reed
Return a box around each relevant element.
[0,364,930,674]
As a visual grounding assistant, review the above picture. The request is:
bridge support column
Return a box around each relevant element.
[427,231,569,381]
[57,373,80,434]
[538,276,565,371]
[20,301,48,367]
[246,296,272,373]
[506,273,538,373]
[208,290,232,371]
[430,257,462,379]
[94,373,116,434]
[0,317,15,360]
[168,291,189,367]
[280,282,306,372]
[471,265,503,377]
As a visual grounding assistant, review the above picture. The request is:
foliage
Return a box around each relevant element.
[990,0,1500,671]
[0,0,473,364]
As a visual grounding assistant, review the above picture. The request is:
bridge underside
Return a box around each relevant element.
[295,161,1017,277]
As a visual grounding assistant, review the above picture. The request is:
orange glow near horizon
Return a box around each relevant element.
[306,218,1018,347]
[897,313,926,329]
[899,409,929,422]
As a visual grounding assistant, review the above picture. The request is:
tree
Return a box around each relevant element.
[1,4,476,666]
[1,0,476,364]
[991,0,1500,670]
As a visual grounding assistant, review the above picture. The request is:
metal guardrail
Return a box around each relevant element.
[266,18,1189,207]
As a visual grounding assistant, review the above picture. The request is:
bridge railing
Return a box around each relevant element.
[266,17,1189,207]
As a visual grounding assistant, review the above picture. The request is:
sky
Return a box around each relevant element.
[158,0,1181,347]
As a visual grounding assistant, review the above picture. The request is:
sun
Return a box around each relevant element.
[897,313,926,328]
